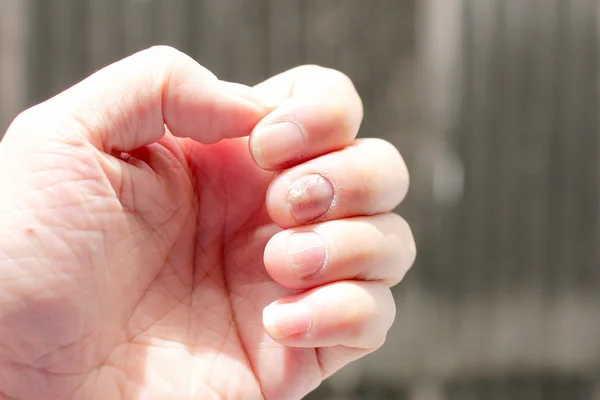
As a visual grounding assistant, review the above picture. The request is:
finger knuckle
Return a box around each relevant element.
[299,65,363,131]
[369,137,401,159]
[362,139,410,209]
[326,70,363,130]
[374,138,410,202]
[381,286,397,329]
[355,286,396,349]
[9,106,44,134]
[359,311,394,351]
[392,155,410,203]
[404,225,417,271]
[395,212,416,247]
[144,45,186,62]
[341,146,379,211]
[141,45,198,80]
[312,66,355,93]
[390,213,417,275]
[365,322,392,351]
[5,105,59,144]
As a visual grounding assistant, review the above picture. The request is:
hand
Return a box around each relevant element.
[0,46,415,400]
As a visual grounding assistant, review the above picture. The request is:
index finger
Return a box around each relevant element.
[248,65,364,170]
[7,46,269,153]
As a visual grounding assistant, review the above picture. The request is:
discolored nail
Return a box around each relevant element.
[251,122,306,169]
[263,303,312,339]
[288,232,327,279]
[287,174,334,223]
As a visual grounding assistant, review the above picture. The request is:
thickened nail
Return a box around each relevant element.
[288,232,327,279]
[287,174,334,223]
[251,122,306,169]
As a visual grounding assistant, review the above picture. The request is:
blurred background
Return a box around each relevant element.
[1,0,599,398]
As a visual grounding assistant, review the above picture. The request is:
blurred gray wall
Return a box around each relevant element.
[1,0,599,399]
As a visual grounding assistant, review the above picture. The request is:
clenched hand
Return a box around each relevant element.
[0,47,415,400]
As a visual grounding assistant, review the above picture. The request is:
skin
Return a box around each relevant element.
[0,46,416,400]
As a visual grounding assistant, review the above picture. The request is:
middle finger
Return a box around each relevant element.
[265,138,409,228]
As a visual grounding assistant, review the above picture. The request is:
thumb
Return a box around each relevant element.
[9,46,269,152]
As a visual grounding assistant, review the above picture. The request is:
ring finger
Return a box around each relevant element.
[263,213,416,290]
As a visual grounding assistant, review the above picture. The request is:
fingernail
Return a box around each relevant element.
[287,174,334,223]
[288,232,327,279]
[251,122,306,169]
[263,303,312,339]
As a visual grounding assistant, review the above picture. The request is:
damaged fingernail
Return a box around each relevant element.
[287,174,334,223]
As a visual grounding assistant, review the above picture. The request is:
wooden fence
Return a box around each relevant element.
[1,0,599,398]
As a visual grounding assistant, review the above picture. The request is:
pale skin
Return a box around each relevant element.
[0,47,416,400]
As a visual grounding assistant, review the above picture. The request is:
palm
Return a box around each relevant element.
[31,134,316,399]
[109,135,316,399]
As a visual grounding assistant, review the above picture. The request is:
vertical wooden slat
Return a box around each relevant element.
[88,0,126,70]
[487,4,512,397]
[303,0,348,67]
[183,0,204,60]
[572,0,599,291]
[520,0,557,365]
[268,0,303,75]
[26,0,54,105]
[0,0,28,134]
[555,0,579,295]
[194,0,230,77]
[522,2,560,398]
[554,0,599,362]
[123,0,156,55]
[48,0,89,93]
[226,0,270,85]
[154,0,187,50]
[458,0,496,298]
